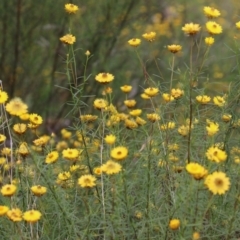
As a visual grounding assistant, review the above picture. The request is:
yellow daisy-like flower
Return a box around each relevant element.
[178,125,190,137]
[45,151,59,164]
[167,44,182,53]
[1,147,11,156]
[80,114,98,123]
[31,185,47,196]
[29,113,43,125]
[236,21,240,30]
[1,184,17,197]
[213,96,225,107]
[196,95,211,104]
[95,72,114,84]
[129,109,142,117]
[160,122,175,130]
[7,208,22,222]
[78,174,96,188]
[205,37,215,46]
[57,171,71,181]
[193,232,201,240]
[0,205,9,216]
[124,99,136,108]
[222,114,232,123]
[141,93,151,99]
[111,146,128,160]
[19,113,30,120]
[93,99,108,110]
[128,38,141,47]
[162,93,174,102]
[5,98,28,116]
[13,123,27,134]
[136,117,146,126]
[186,162,208,180]
[120,85,132,93]
[33,135,50,146]
[147,113,161,122]
[104,134,116,145]
[182,23,201,35]
[171,88,184,99]
[101,160,122,175]
[17,142,30,156]
[144,87,159,97]
[0,134,6,143]
[93,167,103,175]
[203,6,221,18]
[61,129,72,139]
[205,171,230,195]
[169,219,180,230]
[206,146,227,163]
[60,34,76,45]
[125,118,138,129]
[65,3,79,14]
[206,21,222,34]
[206,120,219,136]
[62,148,79,161]
[23,210,42,223]
[0,90,8,104]
[142,32,156,42]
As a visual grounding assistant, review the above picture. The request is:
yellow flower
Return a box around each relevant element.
[196,95,211,104]
[205,171,230,195]
[205,36,215,46]
[125,119,138,129]
[0,90,8,104]
[206,120,219,136]
[5,98,28,116]
[104,134,116,145]
[206,21,222,34]
[169,219,180,230]
[160,122,175,130]
[31,185,47,196]
[144,87,159,97]
[178,125,189,136]
[193,232,201,240]
[78,174,96,188]
[128,38,141,47]
[142,32,156,42]
[1,147,11,156]
[23,210,42,223]
[29,113,43,125]
[19,113,30,120]
[136,117,146,126]
[129,109,142,117]
[203,6,221,18]
[213,96,225,107]
[61,129,72,139]
[162,93,174,102]
[186,162,208,180]
[45,151,59,164]
[124,99,136,108]
[141,93,151,99]
[93,99,108,110]
[0,134,6,143]
[147,113,161,122]
[93,167,103,175]
[17,142,29,156]
[182,23,201,35]
[101,160,122,175]
[167,44,182,53]
[13,123,27,134]
[7,208,22,222]
[57,171,71,181]
[62,148,79,161]
[1,184,17,197]
[222,114,232,123]
[80,114,98,123]
[95,72,114,84]
[65,3,79,14]
[111,146,128,160]
[0,205,9,216]
[60,34,76,45]
[171,88,184,99]
[206,146,227,163]
[236,21,240,30]
[120,85,132,93]
[85,50,90,56]
[33,135,50,146]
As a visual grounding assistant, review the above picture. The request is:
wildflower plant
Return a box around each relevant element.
[1,2,240,240]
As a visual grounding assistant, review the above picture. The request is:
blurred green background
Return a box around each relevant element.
[1,0,239,132]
